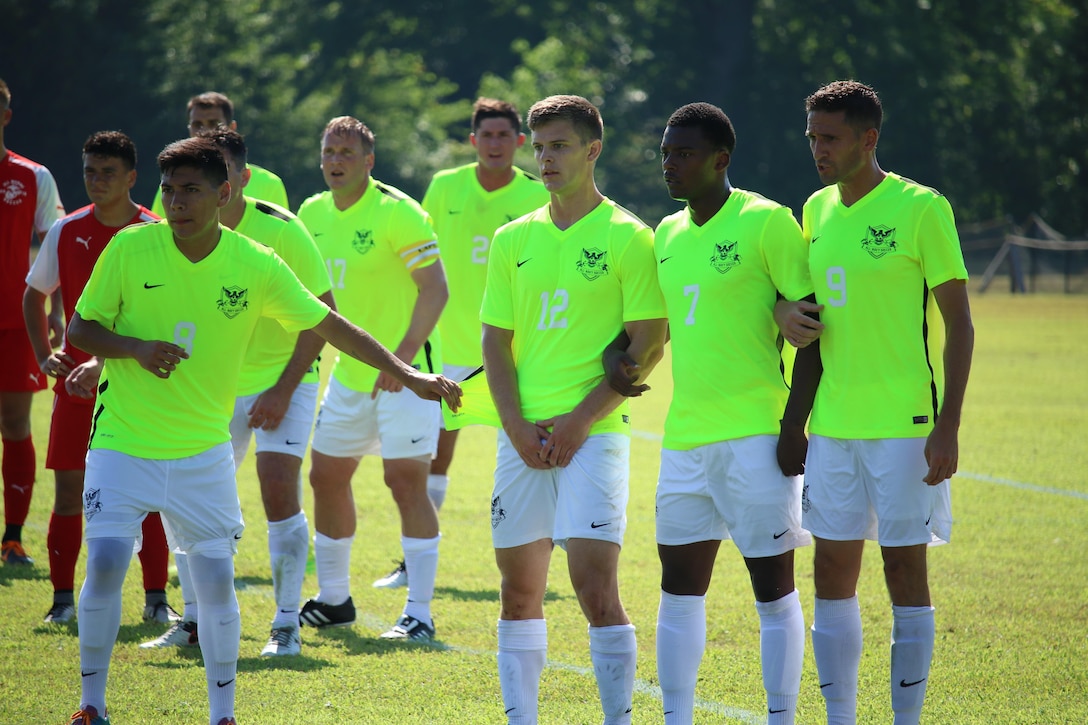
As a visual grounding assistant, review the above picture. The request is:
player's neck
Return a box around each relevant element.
[93,198,139,228]
[332,177,368,211]
[548,182,604,231]
[476,163,516,192]
[173,225,223,263]
[219,195,246,230]
[838,159,886,207]
[688,181,733,227]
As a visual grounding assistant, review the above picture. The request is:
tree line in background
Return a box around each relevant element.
[4,0,1085,233]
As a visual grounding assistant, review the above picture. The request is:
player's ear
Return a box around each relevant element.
[586,139,602,163]
[715,150,731,172]
[126,168,137,190]
[217,180,231,207]
[241,167,252,189]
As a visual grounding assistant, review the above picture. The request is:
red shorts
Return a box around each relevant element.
[46,389,94,471]
[0,329,47,392]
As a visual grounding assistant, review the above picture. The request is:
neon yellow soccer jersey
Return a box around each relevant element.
[803,172,968,439]
[481,198,666,435]
[76,221,330,458]
[656,189,812,450]
[234,198,332,395]
[423,163,548,368]
[298,179,440,392]
[152,162,288,216]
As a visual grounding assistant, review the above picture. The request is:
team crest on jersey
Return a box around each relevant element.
[576,247,610,281]
[710,240,742,274]
[217,285,250,319]
[84,487,103,521]
[861,225,898,258]
[352,229,375,255]
[491,495,506,529]
[1,179,27,205]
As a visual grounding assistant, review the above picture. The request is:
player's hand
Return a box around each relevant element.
[47,311,65,348]
[602,348,649,397]
[536,413,591,468]
[405,373,462,413]
[372,370,405,396]
[41,351,77,380]
[64,358,102,399]
[923,416,958,485]
[133,340,189,379]
[776,421,808,477]
[247,382,294,430]
[507,419,552,470]
[775,299,825,348]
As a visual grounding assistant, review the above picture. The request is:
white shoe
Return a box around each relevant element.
[260,625,301,656]
[139,620,198,648]
[372,560,407,589]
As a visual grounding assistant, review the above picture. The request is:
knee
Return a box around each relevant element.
[574,583,622,626]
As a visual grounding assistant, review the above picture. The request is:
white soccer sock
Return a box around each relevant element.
[890,604,935,725]
[78,537,133,715]
[497,618,547,724]
[812,596,863,725]
[427,473,449,510]
[188,552,240,725]
[589,623,637,725]
[656,591,705,724]
[755,589,804,724]
[175,551,199,623]
[268,512,309,628]
[313,531,353,605]
[402,533,440,625]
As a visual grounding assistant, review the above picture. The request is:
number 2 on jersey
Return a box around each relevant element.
[826,266,847,307]
[471,235,490,264]
[537,289,569,329]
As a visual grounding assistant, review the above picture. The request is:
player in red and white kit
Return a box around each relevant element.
[24,131,178,625]
[0,77,65,565]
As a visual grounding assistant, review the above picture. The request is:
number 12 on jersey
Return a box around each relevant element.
[537,289,569,329]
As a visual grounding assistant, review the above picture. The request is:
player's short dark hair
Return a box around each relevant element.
[83,131,137,171]
[472,98,522,133]
[187,92,234,124]
[805,80,883,133]
[527,95,603,144]
[0,78,10,111]
[201,127,248,168]
[666,102,737,154]
[157,137,228,186]
[323,116,375,153]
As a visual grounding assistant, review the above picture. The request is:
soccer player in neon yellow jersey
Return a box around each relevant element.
[142,129,336,657]
[297,116,449,641]
[481,95,667,724]
[397,98,549,585]
[640,102,813,725]
[65,136,460,725]
[779,80,974,725]
[150,91,288,216]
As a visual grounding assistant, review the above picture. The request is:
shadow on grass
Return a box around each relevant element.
[234,575,273,589]
[0,562,49,585]
[302,625,452,658]
[435,586,572,603]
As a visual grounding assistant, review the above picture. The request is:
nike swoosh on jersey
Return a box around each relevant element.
[516,258,532,267]
[144,282,165,289]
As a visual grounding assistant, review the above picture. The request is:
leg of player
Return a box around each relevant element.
[1,390,37,565]
[567,538,636,725]
[746,552,805,724]
[428,428,458,510]
[656,540,719,725]
[811,537,866,725]
[258,450,308,656]
[300,451,359,628]
[138,512,180,623]
[883,543,933,725]
[496,539,552,724]
[379,456,440,640]
[45,469,84,622]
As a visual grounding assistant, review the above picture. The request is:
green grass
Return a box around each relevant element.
[3,291,1087,723]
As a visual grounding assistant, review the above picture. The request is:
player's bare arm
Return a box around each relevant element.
[64,357,102,400]
[482,323,551,470]
[372,258,448,397]
[923,278,973,485]
[47,288,65,346]
[777,336,824,476]
[67,312,189,379]
[22,286,76,379]
[774,297,825,348]
[539,317,667,468]
[312,309,461,411]
[248,290,336,430]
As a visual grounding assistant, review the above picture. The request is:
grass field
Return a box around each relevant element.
[2,291,1087,724]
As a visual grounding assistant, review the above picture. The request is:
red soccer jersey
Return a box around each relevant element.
[26,203,157,366]
[1,150,64,329]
